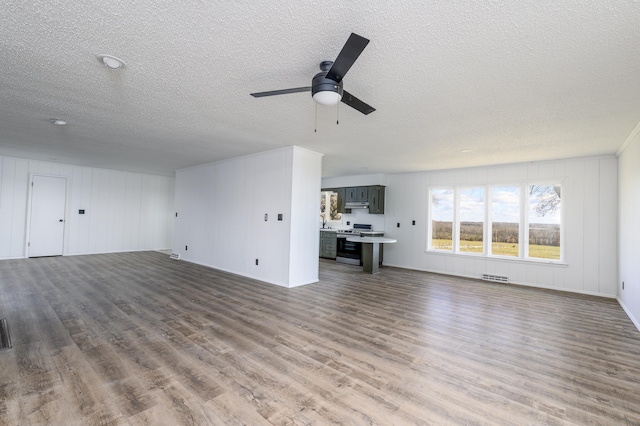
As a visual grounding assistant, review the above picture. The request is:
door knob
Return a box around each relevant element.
[59,219,64,222]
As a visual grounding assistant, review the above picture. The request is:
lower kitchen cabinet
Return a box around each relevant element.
[319,231,337,259]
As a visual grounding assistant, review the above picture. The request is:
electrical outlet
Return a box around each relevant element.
[346,221,350,225]
[185,245,188,251]
[412,220,416,225]
[255,259,259,265]
[264,213,268,221]
[278,214,283,221]
[175,212,178,217]
[397,223,400,228]
[622,281,625,290]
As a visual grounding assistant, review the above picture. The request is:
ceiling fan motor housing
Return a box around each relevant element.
[311,71,344,99]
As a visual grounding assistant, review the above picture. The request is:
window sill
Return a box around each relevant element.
[425,249,568,267]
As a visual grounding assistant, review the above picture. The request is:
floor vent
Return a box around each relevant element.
[0,318,12,350]
[169,253,181,260]
[482,274,509,284]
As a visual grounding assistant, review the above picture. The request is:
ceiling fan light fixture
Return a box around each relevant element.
[312,90,342,106]
[311,70,344,106]
[96,54,125,70]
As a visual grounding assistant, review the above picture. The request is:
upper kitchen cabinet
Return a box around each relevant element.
[346,187,369,202]
[335,188,346,213]
[368,185,386,214]
[324,185,385,214]
[345,187,357,202]
[357,187,369,202]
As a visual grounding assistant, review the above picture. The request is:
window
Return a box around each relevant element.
[491,186,520,257]
[459,187,484,253]
[527,185,561,260]
[430,188,453,251]
[427,183,562,262]
[320,191,341,223]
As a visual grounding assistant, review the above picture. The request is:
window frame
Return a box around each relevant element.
[427,182,563,263]
[428,187,455,253]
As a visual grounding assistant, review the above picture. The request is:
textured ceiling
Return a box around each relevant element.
[1,0,639,177]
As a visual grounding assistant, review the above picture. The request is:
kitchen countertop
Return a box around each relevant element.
[346,236,397,243]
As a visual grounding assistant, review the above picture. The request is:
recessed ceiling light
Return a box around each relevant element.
[96,54,125,70]
[49,119,67,126]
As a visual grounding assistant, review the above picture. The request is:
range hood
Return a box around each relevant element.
[345,201,369,209]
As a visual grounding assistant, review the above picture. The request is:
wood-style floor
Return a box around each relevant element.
[1,252,640,425]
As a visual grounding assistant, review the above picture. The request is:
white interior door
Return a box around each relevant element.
[29,175,67,257]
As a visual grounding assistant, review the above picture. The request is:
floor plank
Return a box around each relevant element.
[1,252,639,425]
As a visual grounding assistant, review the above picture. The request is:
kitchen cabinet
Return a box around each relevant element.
[319,231,337,259]
[368,185,385,214]
[335,188,346,213]
[346,187,368,202]
[345,187,357,202]
[323,185,385,214]
[357,186,369,201]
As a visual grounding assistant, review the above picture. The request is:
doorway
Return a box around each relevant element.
[28,175,67,257]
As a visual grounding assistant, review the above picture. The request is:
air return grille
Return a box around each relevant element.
[0,318,12,350]
[169,253,180,260]
[482,274,509,284]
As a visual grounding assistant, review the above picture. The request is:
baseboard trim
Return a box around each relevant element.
[617,297,640,333]
[383,263,617,299]
[177,258,317,289]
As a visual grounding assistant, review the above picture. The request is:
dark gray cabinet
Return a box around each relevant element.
[346,186,368,202]
[357,186,369,201]
[345,187,357,202]
[322,185,385,214]
[335,188,346,213]
[368,185,385,214]
[319,231,337,259]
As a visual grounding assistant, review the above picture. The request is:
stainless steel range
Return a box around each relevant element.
[336,223,371,265]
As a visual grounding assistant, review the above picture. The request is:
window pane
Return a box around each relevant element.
[491,186,520,257]
[431,189,453,251]
[329,193,341,220]
[528,185,561,260]
[459,187,484,253]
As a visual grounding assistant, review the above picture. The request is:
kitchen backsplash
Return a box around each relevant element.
[323,209,385,231]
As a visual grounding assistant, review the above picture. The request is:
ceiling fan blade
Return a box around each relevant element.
[250,87,311,98]
[341,90,375,115]
[325,33,370,83]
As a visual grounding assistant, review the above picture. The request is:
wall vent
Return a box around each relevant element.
[482,274,509,284]
[169,253,180,260]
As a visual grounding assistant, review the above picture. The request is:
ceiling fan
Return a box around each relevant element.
[250,33,375,115]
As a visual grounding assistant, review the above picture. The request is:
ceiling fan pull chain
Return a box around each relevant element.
[336,102,340,125]
[314,103,318,133]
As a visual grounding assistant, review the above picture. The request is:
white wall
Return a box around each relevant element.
[382,156,618,297]
[289,147,324,286]
[173,146,323,288]
[618,127,640,330]
[0,155,174,259]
